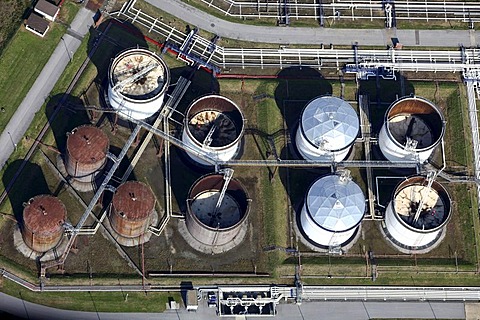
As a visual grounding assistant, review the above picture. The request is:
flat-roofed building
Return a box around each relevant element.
[34,0,60,22]
[25,13,50,37]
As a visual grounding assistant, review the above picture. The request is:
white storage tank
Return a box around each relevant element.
[384,175,451,250]
[299,173,365,247]
[107,48,170,120]
[295,96,359,162]
[182,95,245,166]
[385,176,451,250]
[186,172,250,251]
[378,96,445,163]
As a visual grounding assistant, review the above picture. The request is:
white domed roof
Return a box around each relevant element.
[306,174,365,232]
[300,96,359,151]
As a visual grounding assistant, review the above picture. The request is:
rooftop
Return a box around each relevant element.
[25,13,49,34]
[35,0,59,18]
[300,96,359,151]
[306,174,365,232]
[23,195,66,235]
[66,126,109,164]
[113,181,156,220]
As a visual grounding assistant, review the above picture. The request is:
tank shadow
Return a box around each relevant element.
[87,19,149,85]
[45,93,90,153]
[167,68,220,175]
[274,67,333,140]
[2,160,50,225]
[357,72,415,134]
[277,146,330,219]
[169,68,220,126]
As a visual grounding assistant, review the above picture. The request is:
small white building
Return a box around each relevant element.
[25,13,50,38]
[34,0,60,22]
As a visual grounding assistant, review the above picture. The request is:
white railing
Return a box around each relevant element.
[193,0,480,22]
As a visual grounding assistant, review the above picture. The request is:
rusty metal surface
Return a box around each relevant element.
[186,95,244,136]
[387,97,438,118]
[187,95,237,115]
[112,181,155,221]
[22,195,66,236]
[66,125,109,165]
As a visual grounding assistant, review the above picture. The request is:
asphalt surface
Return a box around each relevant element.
[0,292,466,320]
[146,0,479,47]
[0,7,93,169]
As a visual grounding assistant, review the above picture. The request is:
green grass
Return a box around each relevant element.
[255,95,288,274]
[444,85,472,171]
[0,35,88,216]
[0,0,29,55]
[0,19,157,213]
[0,2,80,133]
[1,280,180,313]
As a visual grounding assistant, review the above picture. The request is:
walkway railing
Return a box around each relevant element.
[193,0,480,23]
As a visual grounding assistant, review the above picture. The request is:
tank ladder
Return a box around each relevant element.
[412,171,436,224]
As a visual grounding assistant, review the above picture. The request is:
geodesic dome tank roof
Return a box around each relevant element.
[306,174,365,232]
[300,96,359,151]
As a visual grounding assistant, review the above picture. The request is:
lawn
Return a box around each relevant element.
[0,0,29,55]
[0,1,79,133]
[1,280,180,313]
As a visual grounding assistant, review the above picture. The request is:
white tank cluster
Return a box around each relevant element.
[299,172,365,248]
[384,175,451,251]
[295,96,359,162]
[378,96,445,163]
[182,95,245,166]
[107,48,170,120]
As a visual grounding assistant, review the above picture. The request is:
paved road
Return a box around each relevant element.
[0,292,467,320]
[146,0,479,47]
[0,7,93,169]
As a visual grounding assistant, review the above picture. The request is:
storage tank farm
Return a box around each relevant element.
[107,48,170,120]
[182,171,251,254]
[63,125,109,192]
[298,172,366,251]
[107,181,158,246]
[295,96,359,162]
[384,175,452,253]
[182,95,245,166]
[14,195,67,259]
[378,96,445,163]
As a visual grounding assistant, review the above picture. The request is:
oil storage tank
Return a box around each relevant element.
[21,195,66,253]
[109,181,156,240]
[65,125,109,185]
[378,96,445,163]
[182,95,245,166]
[295,96,359,162]
[384,175,451,251]
[185,172,250,252]
[299,173,365,248]
[107,48,170,120]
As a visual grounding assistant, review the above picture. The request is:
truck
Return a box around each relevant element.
[186,289,198,312]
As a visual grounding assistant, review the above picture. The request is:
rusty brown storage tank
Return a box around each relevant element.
[21,195,66,253]
[186,173,250,248]
[109,181,156,238]
[65,125,109,183]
